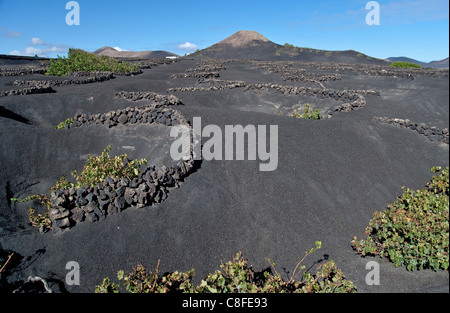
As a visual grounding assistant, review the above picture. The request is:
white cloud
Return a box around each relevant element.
[0,28,22,38]
[24,47,43,55]
[10,39,71,57]
[48,45,68,53]
[177,42,199,51]
[113,46,127,52]
[31,37,46,45]
[10,47,42,57]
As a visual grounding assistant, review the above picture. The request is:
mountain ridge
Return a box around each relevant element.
[93,46,178,59]
[386,56,449,69]
[190,30,389,65]
[216,30,270,47]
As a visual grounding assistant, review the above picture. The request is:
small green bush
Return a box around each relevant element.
[389,61,422,69]
[10,194,52,230]
[11,146,147,230]
[113,261,196,293]
[95,243,357,293]
[284,43,295,50]
[46,48,139,76]
[55,118,74,130]
[275,43,300,57]
[291,104,322,120]
[351,167,449,271]
[55,145,147,190]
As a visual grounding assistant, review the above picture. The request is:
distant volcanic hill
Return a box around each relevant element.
[428,57,449,69]
[216,30,271,47]
[94,46,178,59]
[190,30,389,65]
[387,56,449,69]
[191,30,284,60]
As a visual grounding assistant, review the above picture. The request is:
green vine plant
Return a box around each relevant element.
[52,145,147,190]
[389,61,422,69]
[266,241,322,285]
[46,48,139,76]
[95,242,357,293]
[11,146,148,231]
[10,195,52,231]
[55,118,74,130]
[351,166,449,271]
[290,104,322,120]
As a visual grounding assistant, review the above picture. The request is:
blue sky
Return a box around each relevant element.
[0,0,448,62]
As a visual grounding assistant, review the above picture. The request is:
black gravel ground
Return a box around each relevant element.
[0,58,448,294]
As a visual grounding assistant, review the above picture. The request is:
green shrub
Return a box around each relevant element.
[95,243,357,293]
[55,118,74,130]
[94,277,120,294]
[351,167,449,271]
[58,145,147,190]
[46,48,139,76]
[275,43,300,57]
[290,104,322,120]
[114,261,196,293]
[389,61,422,69]
[11,146,147,230]
[10,194,52,230]
[49,145,147,191]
